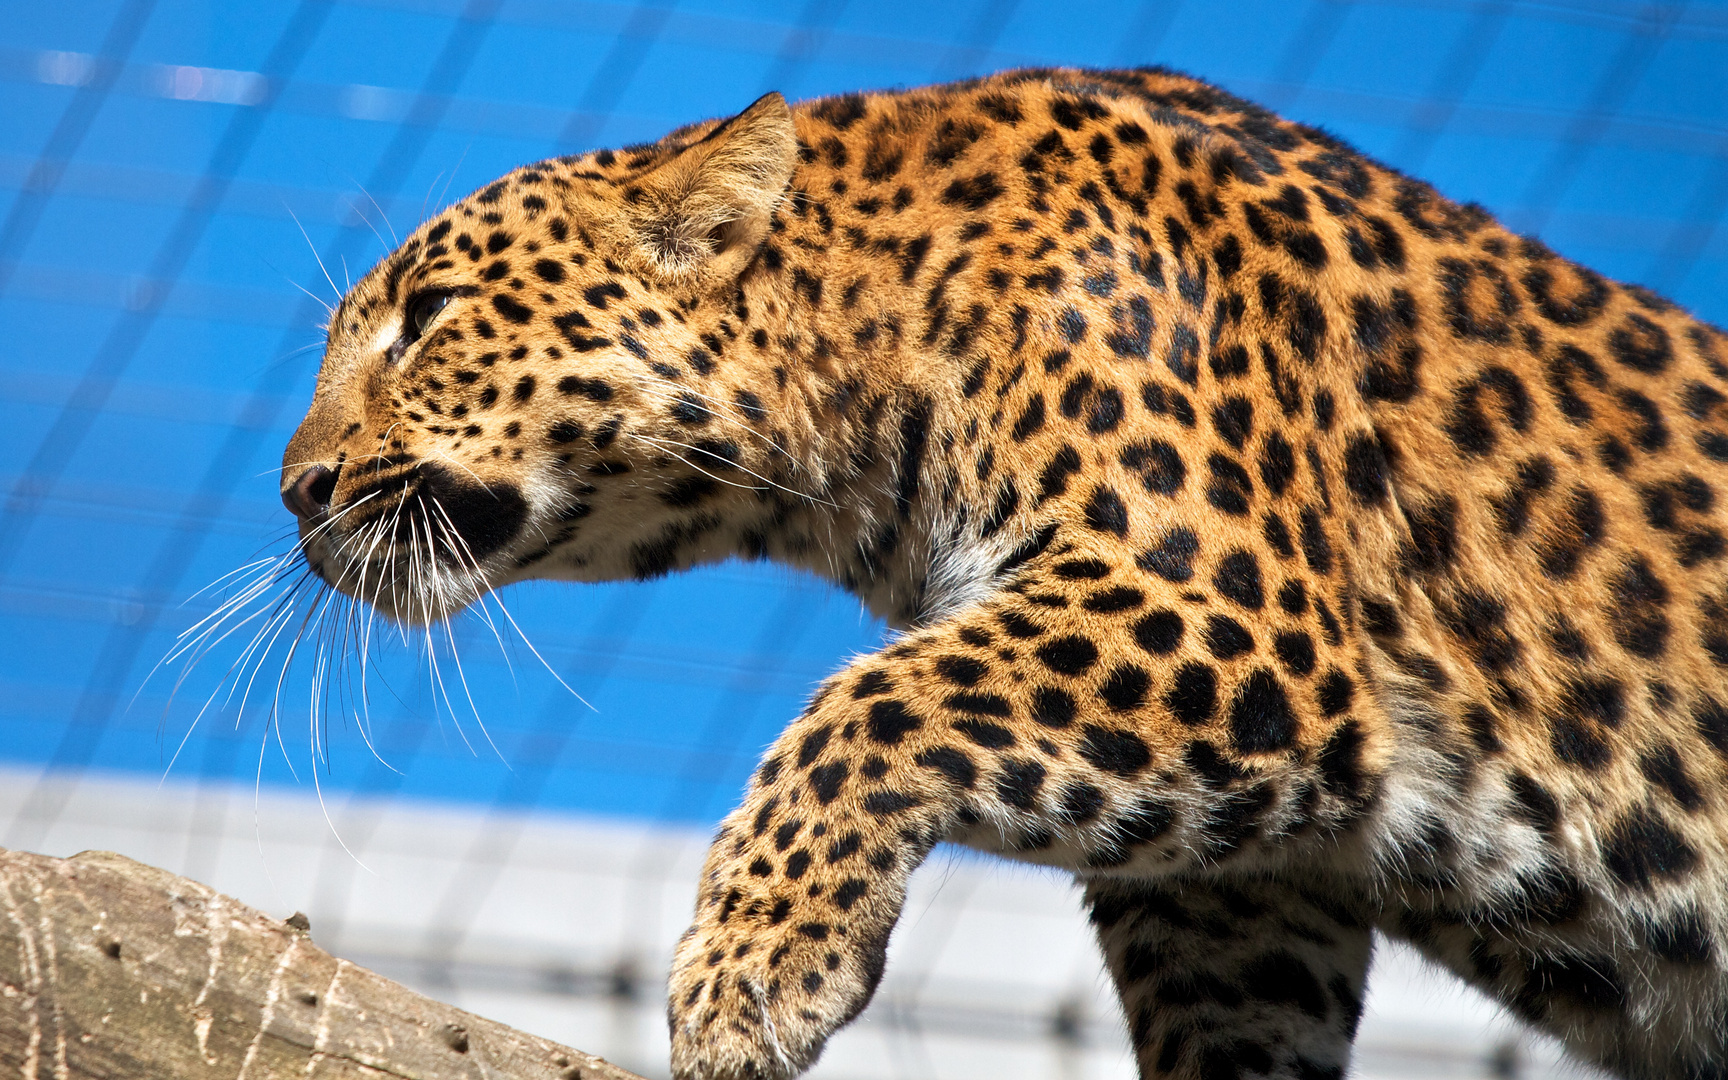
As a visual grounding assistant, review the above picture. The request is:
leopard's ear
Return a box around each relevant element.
[629,92,798,280]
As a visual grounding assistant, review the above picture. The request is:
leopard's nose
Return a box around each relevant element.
[282,464,339,520]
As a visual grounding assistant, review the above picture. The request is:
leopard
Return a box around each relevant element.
[274,66,1728,1080]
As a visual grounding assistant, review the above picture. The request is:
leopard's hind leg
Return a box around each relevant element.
[1086,874,1375,1080]
[1382,888,1728,1080]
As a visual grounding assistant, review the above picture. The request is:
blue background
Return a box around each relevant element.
[2,0,1726,831]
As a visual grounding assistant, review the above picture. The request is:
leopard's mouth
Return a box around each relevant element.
[300,461,530,625]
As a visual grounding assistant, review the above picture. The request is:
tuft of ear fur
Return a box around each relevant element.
[631,92,798,280]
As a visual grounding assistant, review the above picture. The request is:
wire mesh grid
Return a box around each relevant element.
[1,2,1725,1078]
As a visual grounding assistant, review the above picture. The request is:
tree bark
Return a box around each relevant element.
[0,846,650,1080]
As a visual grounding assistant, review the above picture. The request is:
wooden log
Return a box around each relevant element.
[0,847,650,1080]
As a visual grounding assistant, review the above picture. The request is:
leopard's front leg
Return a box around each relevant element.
[667,525,1386,1079]
[666,633,960,1080]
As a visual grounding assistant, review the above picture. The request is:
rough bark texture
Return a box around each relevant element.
[0,847,649,1080]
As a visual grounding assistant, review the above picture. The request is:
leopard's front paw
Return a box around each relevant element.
[666,893,888,1080]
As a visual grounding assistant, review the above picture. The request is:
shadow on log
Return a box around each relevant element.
[0,847,650,1079]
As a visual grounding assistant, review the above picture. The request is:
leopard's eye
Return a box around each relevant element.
[407,291,452,339]
[385,290,456,365]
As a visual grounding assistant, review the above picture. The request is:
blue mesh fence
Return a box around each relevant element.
[2,0,1725,842]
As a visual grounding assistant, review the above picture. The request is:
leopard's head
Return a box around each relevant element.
[280,93,798,623]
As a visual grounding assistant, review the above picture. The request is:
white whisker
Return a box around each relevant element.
[632,381,798,468]
[283,203,342,304]
[426,496,589,710]
[627,430,837,509]
[426,499,515,684]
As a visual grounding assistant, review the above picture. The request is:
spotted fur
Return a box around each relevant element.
[280,68,1728,1080]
